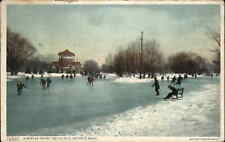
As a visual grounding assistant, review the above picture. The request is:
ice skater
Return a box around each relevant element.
[177,75,183,85]
[31,74,34,79]
[16,81,25,95]
[87,76,94,86]
[171,76,176,84]
[152,77,160,96]
[40,78,47,89]
[46,77,52,88]
[61,74,64,80]
[167,76,170,82]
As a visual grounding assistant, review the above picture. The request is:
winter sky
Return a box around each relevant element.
[7,4,220,65]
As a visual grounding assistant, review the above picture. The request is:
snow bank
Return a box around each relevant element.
[103,73,118,80]
[7,72,81,81]
[71,84,220,136]
[113,77,153,83]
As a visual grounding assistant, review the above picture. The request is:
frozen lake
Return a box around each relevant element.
[7,76,220,136]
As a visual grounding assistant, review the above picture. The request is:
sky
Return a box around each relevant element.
[7,4,221,65]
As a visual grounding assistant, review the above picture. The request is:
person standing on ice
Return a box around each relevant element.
[31,74,34,79]
[167,76,170,82]
[177,75,183,85]
[40,78,46,89]
[16,80,25,95]
[152,77,160,96]
[61,74,64,80]
[171,76,176,84]
[46,77,52,88]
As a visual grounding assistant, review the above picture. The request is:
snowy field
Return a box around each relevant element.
[6,73,220,136]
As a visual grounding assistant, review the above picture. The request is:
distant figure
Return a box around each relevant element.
[152,77,160,96]
[103,75,106,79]
[151,74,154,79]
[25,76,29,80]
[211,73,213,78]
[177,75,183,85]
[184,74,188,79]
[167,76,170,82]
[99,74,103,79]
[46,77,52,88]
[171,76,176,84]
[87,76,94,86]
[66,74,69,79]
[61,74,64,80]
[164,85,178,100]
[17,81,25,95]
[40,79,46,89]
[31,74,34,79]
[161,76,164,80]
[194,74,197,79]
[70,74,73,79]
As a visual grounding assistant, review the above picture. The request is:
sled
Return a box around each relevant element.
[172,88,184,99]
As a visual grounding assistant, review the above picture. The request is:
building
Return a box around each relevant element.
[52,49,81,72]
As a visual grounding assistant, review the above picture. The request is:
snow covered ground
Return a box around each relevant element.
[7,72,82,81]
[70,83,220,136]
[113,76,153,83]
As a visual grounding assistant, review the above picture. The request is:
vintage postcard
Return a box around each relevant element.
[1,0,224,142]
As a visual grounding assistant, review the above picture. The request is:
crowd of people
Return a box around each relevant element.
[15,72,108,95]
[15,72,212,98]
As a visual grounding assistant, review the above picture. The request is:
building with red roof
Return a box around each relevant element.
[52,49,81,72]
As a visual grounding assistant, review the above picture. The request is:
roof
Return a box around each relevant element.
[58,49,75,56]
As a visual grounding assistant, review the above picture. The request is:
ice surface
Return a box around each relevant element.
[7,75,220,136]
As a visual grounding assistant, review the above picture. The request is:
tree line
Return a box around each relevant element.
[7,28,50,75]
[101,38,219,77]
[7,28,220,76]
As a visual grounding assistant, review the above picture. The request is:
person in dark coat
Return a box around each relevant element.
[171,76,176,84]
[40,78,46,89]
[87,75,94,86]
[70,74,73,79]
[152,77,160,96]
[177,75,183,85]
[184,74,188,79]
[167,76,170,82]
[46,77,52,88]
[164,85,178,100]
[31,74,34,79]
[17,81,25,95]
[61,74,64,80]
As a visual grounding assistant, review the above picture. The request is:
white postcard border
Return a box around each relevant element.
[1,1,224,142]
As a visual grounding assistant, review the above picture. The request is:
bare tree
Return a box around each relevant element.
[207,28,220,73]
[168,52,208,74]
[142,39,164,78]
[7,28,37,75]
[83,60,100,74]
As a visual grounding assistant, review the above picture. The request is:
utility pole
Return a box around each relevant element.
[139,31,143,79]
